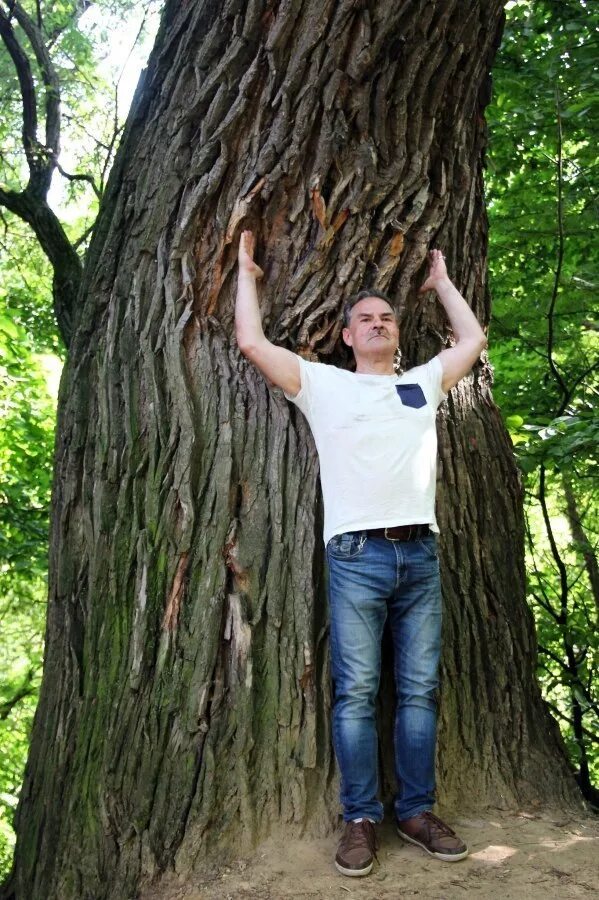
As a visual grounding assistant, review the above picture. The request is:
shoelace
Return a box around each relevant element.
[344,820,379,859]
[421,811,457,837]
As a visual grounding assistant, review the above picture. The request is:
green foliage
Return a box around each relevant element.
[487,0,599,798]
[0,0,161,879]
[525,467,599,789]
[0,287,55,876]
[505,410,598,474]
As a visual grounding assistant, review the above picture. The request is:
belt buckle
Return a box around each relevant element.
[384,526,400,541]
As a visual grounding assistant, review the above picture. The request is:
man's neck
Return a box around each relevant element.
[354,357,396,375]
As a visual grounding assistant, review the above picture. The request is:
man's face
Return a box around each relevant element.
[342,297,399,359]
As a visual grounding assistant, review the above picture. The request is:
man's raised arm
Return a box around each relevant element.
[420,249,487,392]
[235,230,301,397]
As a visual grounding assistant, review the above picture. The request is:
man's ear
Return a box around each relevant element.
[342,327,352,347]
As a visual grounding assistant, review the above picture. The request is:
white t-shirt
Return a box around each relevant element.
[285,355,447,546]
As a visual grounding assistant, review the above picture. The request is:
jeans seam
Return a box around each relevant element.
[393,540,403,592]
[417,538,438,560]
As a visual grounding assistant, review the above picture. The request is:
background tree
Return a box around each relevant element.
[1,0,586,897]
[0,0,159,875]
[486,0,599,806]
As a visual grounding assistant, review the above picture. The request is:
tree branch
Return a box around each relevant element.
[538,464,570,623]
[546,85,568,400]
[0,2,82,344]
[563,473,599,617]
[0,4,38,164]
[0,667,38,720]
[73,221,95,251]
[543,699,599,745]
[0,184,81,344]
[56,161,101,200]
[6,0,62,197]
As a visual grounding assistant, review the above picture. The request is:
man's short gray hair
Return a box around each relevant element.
[342,289,397,328]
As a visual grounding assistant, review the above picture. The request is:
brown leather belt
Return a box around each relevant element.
[367,524,431,541]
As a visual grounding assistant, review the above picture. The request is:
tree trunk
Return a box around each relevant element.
[3,1,581,898]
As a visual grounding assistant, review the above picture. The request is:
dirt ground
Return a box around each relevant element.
[141,807,599,900]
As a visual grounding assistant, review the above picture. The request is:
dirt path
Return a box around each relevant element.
[141,808,599,899]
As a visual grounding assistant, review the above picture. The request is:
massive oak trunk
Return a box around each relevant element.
[3,1,581,898]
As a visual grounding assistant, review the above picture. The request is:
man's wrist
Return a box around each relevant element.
[238,268,258,282]
[431,276,454,296]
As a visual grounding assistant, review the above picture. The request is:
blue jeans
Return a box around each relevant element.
[326,530,442,823]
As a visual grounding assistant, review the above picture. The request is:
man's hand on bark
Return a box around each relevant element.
[419,249,450,294]
[419,248,487,392]
[238,230,264,279]
[235,229,300,396]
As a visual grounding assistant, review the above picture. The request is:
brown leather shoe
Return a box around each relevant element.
[335,819,378,876]
[396,811,468,861]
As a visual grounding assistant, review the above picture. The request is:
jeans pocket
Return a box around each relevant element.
[327,531,367,560]
[417,535,439,560]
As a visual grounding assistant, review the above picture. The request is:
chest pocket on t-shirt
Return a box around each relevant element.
[396,383,427,409]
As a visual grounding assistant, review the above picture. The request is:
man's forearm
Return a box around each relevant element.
[434,278,487,347]
[235,271,266,351]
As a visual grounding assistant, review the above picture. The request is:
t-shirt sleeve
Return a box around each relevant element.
[283,355,314,418]
[422,356,448,410]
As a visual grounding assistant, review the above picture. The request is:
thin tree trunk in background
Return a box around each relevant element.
[563,474,599,615]
[3,1,581,898]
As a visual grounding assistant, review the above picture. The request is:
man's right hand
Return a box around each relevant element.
[238,230,264,279]
[235,230,301,397]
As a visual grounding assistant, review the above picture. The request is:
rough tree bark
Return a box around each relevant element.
[2,1,582,898]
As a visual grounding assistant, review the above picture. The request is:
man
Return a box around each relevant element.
[235,230,487,877]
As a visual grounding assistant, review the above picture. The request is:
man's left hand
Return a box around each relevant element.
[419,249,450,294]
